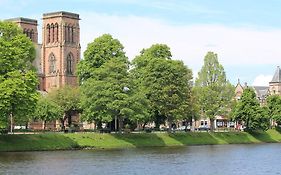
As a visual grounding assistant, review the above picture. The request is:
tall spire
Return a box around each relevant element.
[270,66,281,83]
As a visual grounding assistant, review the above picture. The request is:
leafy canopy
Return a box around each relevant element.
[132,44,193,130]
[0,21,38,124]
[195,52,234,123]
[267,95,281,126]
[77,34,126,82]
[232,88,270,131]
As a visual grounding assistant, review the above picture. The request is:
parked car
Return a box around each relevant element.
[196,125,210,131]
[176,125,191,131]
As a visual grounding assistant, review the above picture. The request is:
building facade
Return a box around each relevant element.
[8,11,80,92]
[7,11,81,130]
[235,66,281,103]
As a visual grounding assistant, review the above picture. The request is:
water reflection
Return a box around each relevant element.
[0,144,281,175]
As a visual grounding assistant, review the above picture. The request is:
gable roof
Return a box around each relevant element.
[252,86,269,98]
[270,66,281,83]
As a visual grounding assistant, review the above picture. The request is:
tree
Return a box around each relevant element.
[81,57,150,131]
[0,21,38,131]
[33,96,63,130]
[195,52,234,131]
[47,86,80,130]
[232,88,270,131]
[185,88,200,131]
[267,95,281,126]
[132,44,193,132]
[77,34,126,83]
[146,59,192,132]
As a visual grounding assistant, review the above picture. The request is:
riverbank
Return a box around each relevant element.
[1,129,281,152]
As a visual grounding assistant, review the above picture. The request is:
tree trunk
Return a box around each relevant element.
[190,116,194,131]
[10,113,13,134]
[118,116,123,133]
[60,118,65,131]
[67,113,72,127]
[210,118,214,132]
[167,116,172,133]
[142,122,147,130]
[43,120,46,130]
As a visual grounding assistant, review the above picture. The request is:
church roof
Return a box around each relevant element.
[6,17,37,25]
[252,86,269,98]
[270,66,281,83]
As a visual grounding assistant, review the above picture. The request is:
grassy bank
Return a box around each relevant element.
[1,129,281,152]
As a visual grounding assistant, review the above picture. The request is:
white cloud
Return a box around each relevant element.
[252,75,273,86]
[79,12,281,69]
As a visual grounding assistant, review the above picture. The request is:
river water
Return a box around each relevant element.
[0,144,280,175]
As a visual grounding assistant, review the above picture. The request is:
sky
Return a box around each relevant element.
[1,0,281,86]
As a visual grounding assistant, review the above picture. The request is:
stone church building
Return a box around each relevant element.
[8,11,81,130]
[8,11,80,92]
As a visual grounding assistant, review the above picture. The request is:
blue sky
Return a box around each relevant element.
[1,0,281,86]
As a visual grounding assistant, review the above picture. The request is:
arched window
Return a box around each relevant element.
[47,24,50,43]
[51,23,54,43]
[49,53,56,74]
[55,23,59,42]
[30,29,34,41]
[71,26,74,43]
[23,28,27,36]
[67,25,71,43]
[66,53,74,75]
[64,25,67,42]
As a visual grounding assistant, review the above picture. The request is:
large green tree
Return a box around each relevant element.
[0,21,38,131]
[266,95,281,126]
[232,88,270,131]
[33,95,63,130]
[132,44,193,132]
[80,34,150,131]
[195,52,234,131]
[47,86,80,130]
[81,57,150,131]
[77,34,126,83]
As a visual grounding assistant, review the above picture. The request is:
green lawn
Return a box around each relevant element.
[1,129,281,152]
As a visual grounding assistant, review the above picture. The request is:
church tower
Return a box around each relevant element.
[41,11,80,92]
[7,17,38,43]
[269,66,281,95]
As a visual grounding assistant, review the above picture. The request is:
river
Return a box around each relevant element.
[0,144,280,175]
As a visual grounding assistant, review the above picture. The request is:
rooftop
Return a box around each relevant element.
[270,66,281,83]
[43,11,80,20]
[6,17,37,25]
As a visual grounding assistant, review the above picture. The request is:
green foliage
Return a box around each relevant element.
[194,52,234,129]
[33,95,63,124]
[145,59,192,122]
[132,44,193,131]
[232,88,270,131]
[80,35,151,130]
[132,44,172,68]
[47,86,81,129]
[0,21,38,127]
[77,34,126,82]
[0,71,38,122]
[81,57,151,126]
[0,21,35,74]
[267,95,281,125]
